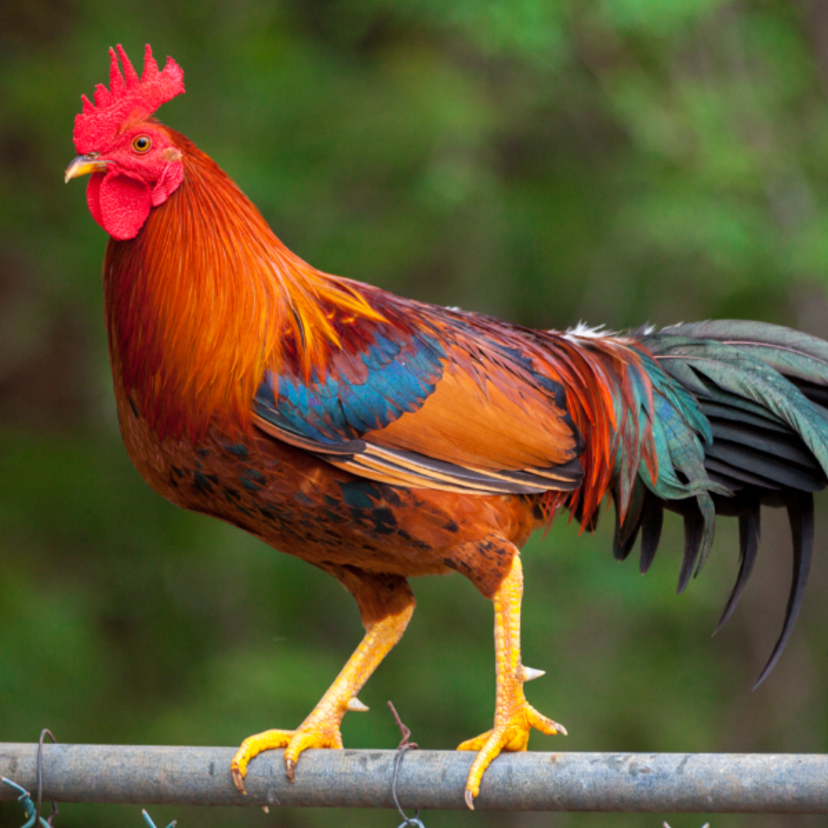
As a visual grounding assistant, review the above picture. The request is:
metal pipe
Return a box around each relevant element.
[1,744,827,812]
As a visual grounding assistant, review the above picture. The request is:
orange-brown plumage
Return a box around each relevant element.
[68,45,828,807]
[105,131,385,442]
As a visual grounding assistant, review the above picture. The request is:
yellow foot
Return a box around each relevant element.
[231,717,344,794]
[458,698,566,809]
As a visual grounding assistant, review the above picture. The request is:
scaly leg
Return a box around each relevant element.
[457,551,566,809]
[231,571,415,793]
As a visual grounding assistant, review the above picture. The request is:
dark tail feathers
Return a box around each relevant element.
[618,320,828,686]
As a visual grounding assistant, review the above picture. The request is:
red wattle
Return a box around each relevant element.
[86,173,105,230]
[88,172,152,241]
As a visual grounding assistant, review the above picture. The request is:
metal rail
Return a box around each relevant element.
[0,744,826,812]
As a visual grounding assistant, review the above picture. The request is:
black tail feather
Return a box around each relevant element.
[705,440,824,492]
[678,509,705,595]
[753,492,814,688]
[639,494,663,574]
[704,456,783,490]
[714,503,760,635]
[613,521,639,562]
[613,483,645,561]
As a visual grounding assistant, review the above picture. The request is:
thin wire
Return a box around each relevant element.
[387,701,424,828]
[391,745,423,828]
[35,729,58,827]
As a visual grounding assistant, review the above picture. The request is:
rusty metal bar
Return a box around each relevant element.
[0,744,827,812]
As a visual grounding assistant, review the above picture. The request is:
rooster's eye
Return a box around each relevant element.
[132,136,152,153]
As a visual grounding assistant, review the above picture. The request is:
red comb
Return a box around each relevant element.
[73,44,185,154]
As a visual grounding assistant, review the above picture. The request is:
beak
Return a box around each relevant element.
[64,154,108,183]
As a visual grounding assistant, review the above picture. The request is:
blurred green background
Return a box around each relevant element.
[2,1,828,826]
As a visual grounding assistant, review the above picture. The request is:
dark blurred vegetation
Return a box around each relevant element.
[2,1,828,826]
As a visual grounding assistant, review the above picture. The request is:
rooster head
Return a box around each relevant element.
[66,44,186,241]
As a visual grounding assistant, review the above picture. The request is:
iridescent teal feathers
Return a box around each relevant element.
[615,321,828,685]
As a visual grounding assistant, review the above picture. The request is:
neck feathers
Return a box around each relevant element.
[104,130,382,440]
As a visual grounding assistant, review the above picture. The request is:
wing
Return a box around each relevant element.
[252,299,584,495]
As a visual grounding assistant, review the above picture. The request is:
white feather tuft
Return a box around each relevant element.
[562,321,615,341]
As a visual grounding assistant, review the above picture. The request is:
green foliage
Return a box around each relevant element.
[2,1,828,826]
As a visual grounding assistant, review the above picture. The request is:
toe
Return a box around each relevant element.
[463,737,513,807]
[284,726,343,770]
[526,705,566,736]
[457,731,492,751]
[461,701,567,808]
[231,729,295,792]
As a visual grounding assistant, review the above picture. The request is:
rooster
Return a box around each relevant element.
[65,45,828,808]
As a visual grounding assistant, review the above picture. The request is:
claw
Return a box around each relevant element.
[231,766,247,795]
[347,696,369,712]
[285,758,296,783]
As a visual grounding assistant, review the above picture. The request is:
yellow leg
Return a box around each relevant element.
[457,552,566,809]
[231,599,414,793]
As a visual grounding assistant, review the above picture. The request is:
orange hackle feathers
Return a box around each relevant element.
[104,132,384,441]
